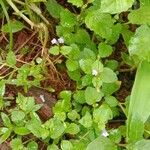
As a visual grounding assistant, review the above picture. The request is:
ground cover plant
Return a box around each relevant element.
[0,0,150,149]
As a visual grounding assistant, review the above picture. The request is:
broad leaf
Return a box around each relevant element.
[11,110,25,122]
[85,10,113,39]
[86,136,117,150]
[66,59,79,71]
[10,138,24,150]
[129,25,150,61]
[79,112,92,128]
[6,51,16,67]
[128,6,150,25]
[100,0,134,14]
[27,141,38,150]
[85,87,103,105]
[49,46,59,55]
[65,123,80,134]
[101,68,117,83]
[98,43,113,58]
[45,0,63,18]
[140,0,150,6]
[67,0,83,7]
[131,139,150,150]
[60,10,77,28]
[1,20,24,33]
[0,129,11,144]
[61,140,73,150]
[14,127,30,135]
[1,113,12,128]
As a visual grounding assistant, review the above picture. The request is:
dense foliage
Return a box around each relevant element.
[0,0,150,149]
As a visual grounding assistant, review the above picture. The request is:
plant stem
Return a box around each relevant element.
[6,0,35,28]
[0,0,13,51]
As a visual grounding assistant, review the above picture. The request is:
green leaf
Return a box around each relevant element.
[54,112,66,121]
[92,76,103,90]
[102,82,120,96]
[0,80,5,97]
[85,10,113,39]
[100,0,134,14]
[11,110,25,122]
[127,116,144,143]
[61,140,73,150]
[1,112,12,128]
[0,129,11,144]
[67,44,80,59]
[105,96,118,107]
[127,61,150,142]
[98,43,113,58]
[6,51,16,67]
[30,0,46,2]
[85,87,103,105]
[73,90,86,104]
[59,90,72,100]
[68,70,81,81]
[10,138,24,150]
[1,20,25,33]
[108,23,122,44]
[47,144,59,150]
[80,48,96,60]
[67,110,80,121]
[45,0,63,18]
[101,68,117,83]
[140,0,150,6]
[65,123,80,134]
[131,139,150,150]
[93,104,113,129]
[121,25,134,47]
[14,127,30,135]
[60,10,77,28]
[79,112,92,128]
[109,129,121,143]
[27,141,38,150]
[79,59,94,74]
[92,60,104,74]
[129,25,150,61]
[0,127,9,136]
[81,75,93,87]
[16,95,36,113]
[66,59,79,71]
[60,46,72,55]
[86,136,117,150]
[49,119,66,139]
[121,52,134,66]
[49,46,59,55]
[67,0,83,7]
[105,60,118,71]
[27,120,49,139]
[128,6,150,25]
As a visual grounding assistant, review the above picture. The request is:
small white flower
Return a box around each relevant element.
[40,95,45,102]
[92,69,98,76]
[51,38,58,45]
[58,37,64,44]
[101,128,109,137]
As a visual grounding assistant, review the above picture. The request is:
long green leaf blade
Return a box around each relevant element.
[127,60,150,142]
